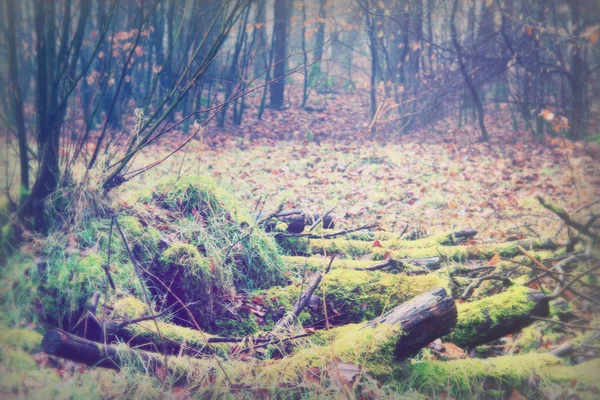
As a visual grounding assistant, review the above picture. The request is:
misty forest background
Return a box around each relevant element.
[0,0,600,398]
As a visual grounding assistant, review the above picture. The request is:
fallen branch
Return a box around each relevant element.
[538,196,599,241]
[274,271,323,332]
[530,316,600,332]
[277,223,379,239]
[460,275,510,300]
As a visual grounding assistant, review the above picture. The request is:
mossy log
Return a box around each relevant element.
[366,287,457,359]
[306,237,559,261]
[42,329,162,371]
[261,209,335,233]
[282,255,440,273]
[41,288,455,384]
[449,285,550,347]
[407,353,599,399]
[252,269,452,328]
[346,229,477,242]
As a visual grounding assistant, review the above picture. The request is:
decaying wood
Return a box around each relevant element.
[538,196,599,241]
[274,271,323,332]
[261,209,335,233]
[366,286,457,360]
[42,329,163,371]
[450,286,550,347]
[42,288,457,376]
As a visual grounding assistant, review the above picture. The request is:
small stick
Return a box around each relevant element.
[277,223,379,239]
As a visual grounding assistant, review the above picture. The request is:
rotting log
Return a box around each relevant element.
[261,209,335,233]
[346,229,477,243]
[41,288,456,382]
[306,237,560,261]
[251,268,452,329]
[282,255,440,272]
[407,353,599,399]
[366,286,457,360]
[42,329,162,370]
[448,285,550,347]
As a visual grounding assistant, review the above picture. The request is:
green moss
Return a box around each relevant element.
[0,327,42,352]
[160,242,211,275]
[257,269,451,330]
[307,237,556,262]
[134,176,289,335]
[113,297,148,319]
[449,286,538,347]
[406,353,563,398]
[274,222,289,232]
[118,215,145,237]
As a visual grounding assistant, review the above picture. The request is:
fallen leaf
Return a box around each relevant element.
[487,253,501,266]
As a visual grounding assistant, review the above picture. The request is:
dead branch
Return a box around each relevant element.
[538,196,599,241]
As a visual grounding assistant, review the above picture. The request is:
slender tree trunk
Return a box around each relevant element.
[450,0,489,142]
[269,0,289,109]
[5,1,29,192]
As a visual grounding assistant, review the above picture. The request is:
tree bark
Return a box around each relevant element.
[366,287,457,359]
[269,0,289,109]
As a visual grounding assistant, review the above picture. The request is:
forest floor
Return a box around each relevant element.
[127,88,599,242]
[2,88,600,399]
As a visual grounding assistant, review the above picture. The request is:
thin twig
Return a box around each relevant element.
[530,316,600,331]
[277,223,379,239]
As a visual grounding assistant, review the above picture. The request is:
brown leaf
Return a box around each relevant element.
[330,359,361,390]
[372,240,383,248]
[509,389,527,400]
[487,253,501,266]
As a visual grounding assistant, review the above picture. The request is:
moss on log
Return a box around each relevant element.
[448,286,550,347]
[255,269,452,328]
[306,237,559,262]
[407,353,599,399]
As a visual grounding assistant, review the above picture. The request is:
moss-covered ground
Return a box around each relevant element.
[1,117,598,398]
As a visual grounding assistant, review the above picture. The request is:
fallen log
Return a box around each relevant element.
[346,229,477,243]
[261,209,335,233]
[251,268,451,329]
[366,286,457,359]
[306,237,560,261]
[448,285,550,347]
[42,329,162,370]
[282,255,440,272]
[41,288,456,382]
[408,353,599,399]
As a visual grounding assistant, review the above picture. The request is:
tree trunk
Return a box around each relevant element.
[450,0,489,142]
[269,0,289,109]
[5,0,29,192]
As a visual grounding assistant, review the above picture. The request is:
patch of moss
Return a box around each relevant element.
[406,353,563,398]
[449,286,539,347]
[113,297,148,319]
[135,176,289,335]
[307,237,556,262]
[0,327,42,352]
[257,269,451,330]
[160,242,211,275]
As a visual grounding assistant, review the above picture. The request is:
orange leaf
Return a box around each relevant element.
[448,201,458,209]
[372,240,383,248]
[509,389,527,400]
[487,253,501,266]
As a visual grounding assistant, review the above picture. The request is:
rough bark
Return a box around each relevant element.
[42,329,162,370]
[366,287,457,360]
[42,288,456,378]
